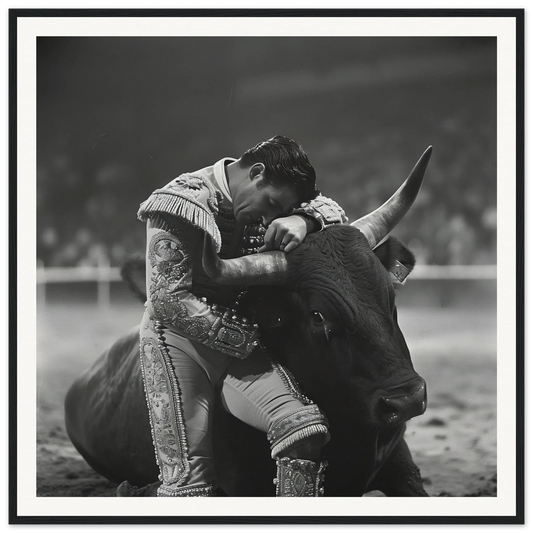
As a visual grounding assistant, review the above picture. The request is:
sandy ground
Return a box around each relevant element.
[35,298,497,498]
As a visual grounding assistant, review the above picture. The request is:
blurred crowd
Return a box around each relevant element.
[37,129,496,268]
[37,37,496,268]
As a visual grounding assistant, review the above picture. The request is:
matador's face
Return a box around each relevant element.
[232,174,300,227]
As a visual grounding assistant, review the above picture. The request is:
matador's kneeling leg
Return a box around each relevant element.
[268,406,329,497]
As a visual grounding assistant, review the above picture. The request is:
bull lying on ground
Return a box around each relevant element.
[65,148,433,497]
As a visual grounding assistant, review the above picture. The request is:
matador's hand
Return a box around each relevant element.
[259,215,315,253]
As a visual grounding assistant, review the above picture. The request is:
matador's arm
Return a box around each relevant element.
[145,216,259,360]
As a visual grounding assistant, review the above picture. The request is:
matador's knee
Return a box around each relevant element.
[267,405,329,497]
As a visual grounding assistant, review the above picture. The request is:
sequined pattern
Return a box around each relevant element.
[209,304,259,358]
[274,458,327,497]
[157,482,218,497]
[149,229,213,340]
[168,175,210,199]
[148,229,190,269]
[148,228,259,359]
[240,224,267,255]
[269,357,313,405]
[268,404,330,458]
[139,334,190,486]
[293,194,348,229]
[137,173,222,252]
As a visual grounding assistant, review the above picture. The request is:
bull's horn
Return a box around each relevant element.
[202,233,288,285]
[351,146,432,249]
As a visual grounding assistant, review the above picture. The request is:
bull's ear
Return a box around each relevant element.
[121,254,147,302]
[373,236,416,287]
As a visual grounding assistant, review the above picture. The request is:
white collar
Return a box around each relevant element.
[213,158,235,202]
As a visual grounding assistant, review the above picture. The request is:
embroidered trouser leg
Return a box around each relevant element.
[140,320,231,496]
[141,319,328,496]
[220,349,330,484]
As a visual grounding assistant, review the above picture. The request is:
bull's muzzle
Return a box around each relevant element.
[378,376,427,426]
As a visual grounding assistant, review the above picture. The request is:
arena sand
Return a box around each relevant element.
[35,301,497,498]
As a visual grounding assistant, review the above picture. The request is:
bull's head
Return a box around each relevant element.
[203,147,431,436]
[203,146,432,284]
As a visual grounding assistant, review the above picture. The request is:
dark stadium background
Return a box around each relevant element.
[37,37,496,268]
[35,36,498,498]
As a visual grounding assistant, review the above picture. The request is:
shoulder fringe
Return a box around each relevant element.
[138,190,222,252]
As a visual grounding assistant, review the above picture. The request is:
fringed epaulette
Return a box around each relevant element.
[138,173,223,252]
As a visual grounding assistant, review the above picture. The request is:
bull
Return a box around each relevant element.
[65,147,432,497]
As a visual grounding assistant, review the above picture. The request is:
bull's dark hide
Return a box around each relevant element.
[65,225,428,496]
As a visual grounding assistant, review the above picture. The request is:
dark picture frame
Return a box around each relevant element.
[9,8,524,525]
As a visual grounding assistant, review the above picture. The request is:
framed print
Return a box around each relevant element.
[9,8,524,525]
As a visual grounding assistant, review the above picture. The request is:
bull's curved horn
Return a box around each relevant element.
[202,234,288,286]
[351,146,432,249]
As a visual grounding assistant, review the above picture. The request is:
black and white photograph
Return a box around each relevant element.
[9,8,523,524]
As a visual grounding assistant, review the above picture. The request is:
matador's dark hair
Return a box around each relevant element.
[239,135,319,204]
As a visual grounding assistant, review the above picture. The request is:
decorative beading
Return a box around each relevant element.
[292,194,348,230]
[157,482,218,497]
[147,229,259,359]
[139,332,190,487]
[268,405,330,459]
[138,173,222,252]
[208,303,259,359]
[240,224,267,255]
[148,229,190,269]
[274,458,327,497]
[149,230,213,340]
[269,357,313,405]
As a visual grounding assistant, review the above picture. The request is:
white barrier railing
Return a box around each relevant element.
[37,259,120,310]
[36,264,498,285]
[37,265,123,284]
[410,264,496,280]
[36,263,497,312]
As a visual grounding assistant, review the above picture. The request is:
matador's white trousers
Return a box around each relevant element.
[139,312,329,497]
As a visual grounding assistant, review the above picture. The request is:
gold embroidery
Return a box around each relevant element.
[147,229,258,358]
[137,173,222,251]
[148,229,190,269]
[293,194,348,229]
[149,230,212,338]
[274,458,327,497]
[139,335,190,486]
[267,405,329,458]
[211,308,259,358]
[157,482,218,497]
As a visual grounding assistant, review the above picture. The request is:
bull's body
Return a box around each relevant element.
[65,226,428,496]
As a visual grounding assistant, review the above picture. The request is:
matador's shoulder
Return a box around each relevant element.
[137,173,224,251]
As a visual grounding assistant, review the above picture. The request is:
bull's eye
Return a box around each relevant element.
[311,310,325,325]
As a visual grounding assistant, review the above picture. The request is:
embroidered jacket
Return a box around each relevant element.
[138,159,347,359]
